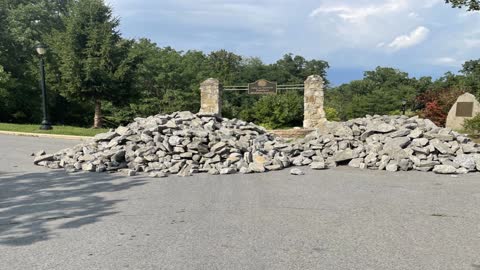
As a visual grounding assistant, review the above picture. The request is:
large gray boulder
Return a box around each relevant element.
[453,155,477,171]
[335,149,356,162]
[33,154,54,165]
[433,165,457,174]
[94,131,118,142]
[290,168,305,175]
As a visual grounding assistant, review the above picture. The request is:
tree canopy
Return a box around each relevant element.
[51,0,139,128]
[0,0,479,129]
[446,0,480,10]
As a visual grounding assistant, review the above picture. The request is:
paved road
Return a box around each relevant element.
[0,134,480,270]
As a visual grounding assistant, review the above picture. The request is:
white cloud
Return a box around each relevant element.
[376,42,386,48]
[309,0,408,22]
[464,38,480,48]
[433,57,464,67]
[408,12,419,18]
[106,0,287,37]
[422,0,442,8]
[105,0,480,82]
[436,57,456,64]
[387,26,430,50]
[307,0,442,51]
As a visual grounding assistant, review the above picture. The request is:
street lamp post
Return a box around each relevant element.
[36,44,52,130]
[401,100,407,116]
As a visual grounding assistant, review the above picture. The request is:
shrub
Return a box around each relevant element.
[421,101,445,126]
[250,91,303,129]
[417,88,464,126]
[464,113,480,135]
[325,107,340,121]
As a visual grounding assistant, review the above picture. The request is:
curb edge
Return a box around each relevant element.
[0,130,91,140]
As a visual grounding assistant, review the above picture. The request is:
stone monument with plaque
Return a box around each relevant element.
[446,92,480,130]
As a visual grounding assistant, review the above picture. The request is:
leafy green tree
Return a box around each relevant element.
[180,50,210,90]
[414,76,434,94]
[222,53,329,124]
[129,39,184,98]
[0,0,72,123]
[222,57,262,120]
[0,65,14,121]
[461,59,480,74]
[265,54,329,85]
[460,59,480,98]
[446,0,480,10]
[247,91,304,129]
[109,39,205,123]
[101,40,211,125]
[207,50,242,85]
[52,0,139,128]
[328,67,419,120]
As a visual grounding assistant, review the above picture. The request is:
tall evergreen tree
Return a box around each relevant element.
[52,0,138,128]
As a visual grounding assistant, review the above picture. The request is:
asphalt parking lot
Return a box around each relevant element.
[1,134,479,270]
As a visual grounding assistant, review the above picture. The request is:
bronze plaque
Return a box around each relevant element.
[248,79,277,95]
[456,102,474,117]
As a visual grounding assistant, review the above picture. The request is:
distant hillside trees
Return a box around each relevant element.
[0,0,480,129]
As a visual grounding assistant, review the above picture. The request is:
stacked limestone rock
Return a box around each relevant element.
[298,115,480,174]
[33,111,295,177]
[33,112,480,176]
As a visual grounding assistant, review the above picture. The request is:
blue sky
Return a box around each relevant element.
[106,0,480,85]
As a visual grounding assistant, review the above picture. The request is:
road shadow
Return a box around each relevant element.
[0,170,146,246]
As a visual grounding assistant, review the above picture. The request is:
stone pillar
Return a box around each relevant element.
[199,78,222,116]
[303,75,327,129]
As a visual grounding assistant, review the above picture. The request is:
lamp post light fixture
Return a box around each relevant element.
[35,43,52,130]
[401,99,407,116]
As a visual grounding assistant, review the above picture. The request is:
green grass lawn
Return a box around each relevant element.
[0,123,108,137]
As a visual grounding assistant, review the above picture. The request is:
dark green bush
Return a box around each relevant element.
[464,113,480,135]
[248,91,304,129]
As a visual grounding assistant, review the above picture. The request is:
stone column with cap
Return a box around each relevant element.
[199,78,222,116]
[303,75,327,129]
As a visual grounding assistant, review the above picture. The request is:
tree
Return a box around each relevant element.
[207,50,242,85]
[445,0,480,10]
[246,91,304,129]
[460,59,480,98]
[417,88,465,126]
[129,39,185,98]
[52,0,139,128]
[0,0,72,123]
[461,59,480,75]
[0,65,14,121]
[265,54,329,85]
[327,67,419,120]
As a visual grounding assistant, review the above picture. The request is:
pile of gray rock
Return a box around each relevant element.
[34,111,294,177]
[298,115,480,174]
[33,112,480,177]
